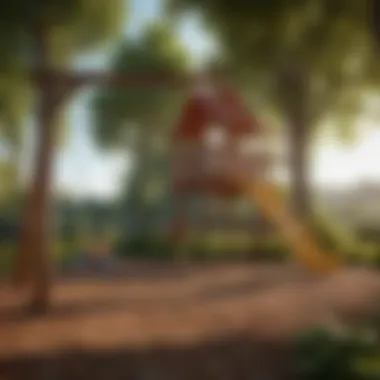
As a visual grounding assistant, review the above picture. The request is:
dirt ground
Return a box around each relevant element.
[1,261,380,379]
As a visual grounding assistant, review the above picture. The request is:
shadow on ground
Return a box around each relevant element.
[2,263,380,380]
[1,265,316,322]
[1,333,293,380]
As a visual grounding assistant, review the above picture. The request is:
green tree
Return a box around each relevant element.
[92,22,189,147]
[0,74,32,193]
[0,0,127,313]
[167,0,375,220]
[370,0,380,49]
[91,22,190,237]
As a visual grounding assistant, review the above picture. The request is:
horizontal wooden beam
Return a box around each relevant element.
[31,68,192,89]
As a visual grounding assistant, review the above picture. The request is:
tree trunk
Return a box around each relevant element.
[288,114,311,221]
[278,62,312,222]
[12,26,66,314]
[13,79,58,314]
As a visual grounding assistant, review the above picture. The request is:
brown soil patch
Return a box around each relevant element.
[1,262,380,379]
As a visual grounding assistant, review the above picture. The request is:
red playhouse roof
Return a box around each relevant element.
[217,87,261,135]
[173,93,213,141]
[173,85,262,141]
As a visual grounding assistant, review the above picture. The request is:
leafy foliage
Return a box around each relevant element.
[92,21,190,150]
[91,22,191,242]
[116,234,176,260]
[0,1,127,64]
[167,0,375,134]
[0,0,128,195]
[166,0,378,220]
[369,0,380,51]
[294,324,380,379]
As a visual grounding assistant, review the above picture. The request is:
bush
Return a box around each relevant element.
[54,239,84,272]
[186,233,248,261]
[312,212,356,252]
[0,241,82,275]
[357,225,380,244]
[311,211,380,267]
[0,219,19,242]
[293,324,380,380]
[116,232,290,262]
[344,243,379,267]
[116,234,175,260]
[181,233,289,262]
[0,243,15,275]
[249,235,289,262]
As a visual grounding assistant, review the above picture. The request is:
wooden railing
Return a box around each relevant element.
[172,143,270,184]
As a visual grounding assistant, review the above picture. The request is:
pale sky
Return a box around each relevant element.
[50,0,380,199]
[312,125,380,187]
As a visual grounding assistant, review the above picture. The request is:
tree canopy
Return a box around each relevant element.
[166,0,379,218]
[0,1,126,67]
[91,22,191,237]
[0,0,128,192]
[91,21,191,151]
[168,0,376,134]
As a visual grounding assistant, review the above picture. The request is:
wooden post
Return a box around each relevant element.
[13,26,79,313]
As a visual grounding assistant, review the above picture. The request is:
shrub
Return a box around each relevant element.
[55,240,84,272]
[357,225,380,243]
[293,324,380,380]
[249,235,289,262]
[311,211,380,267]
[312,212,356,252]
[116,234,175,260]
[0,243,15,275]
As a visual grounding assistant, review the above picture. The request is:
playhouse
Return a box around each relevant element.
[172,76,269,196]
[170,74,272,247]
[168,72,339,272]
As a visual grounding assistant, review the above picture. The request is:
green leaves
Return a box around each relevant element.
[294,324,380,380]
[0,72,34,159]
[91,22,191,233]
[168,0,376,138]
[0,1,127,57]
[91,21,191,151]
[369,0,380,51]
[68,0,127,52]
[0,0,128,159]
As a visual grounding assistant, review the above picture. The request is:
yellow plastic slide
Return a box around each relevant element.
[235,176,340,274]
